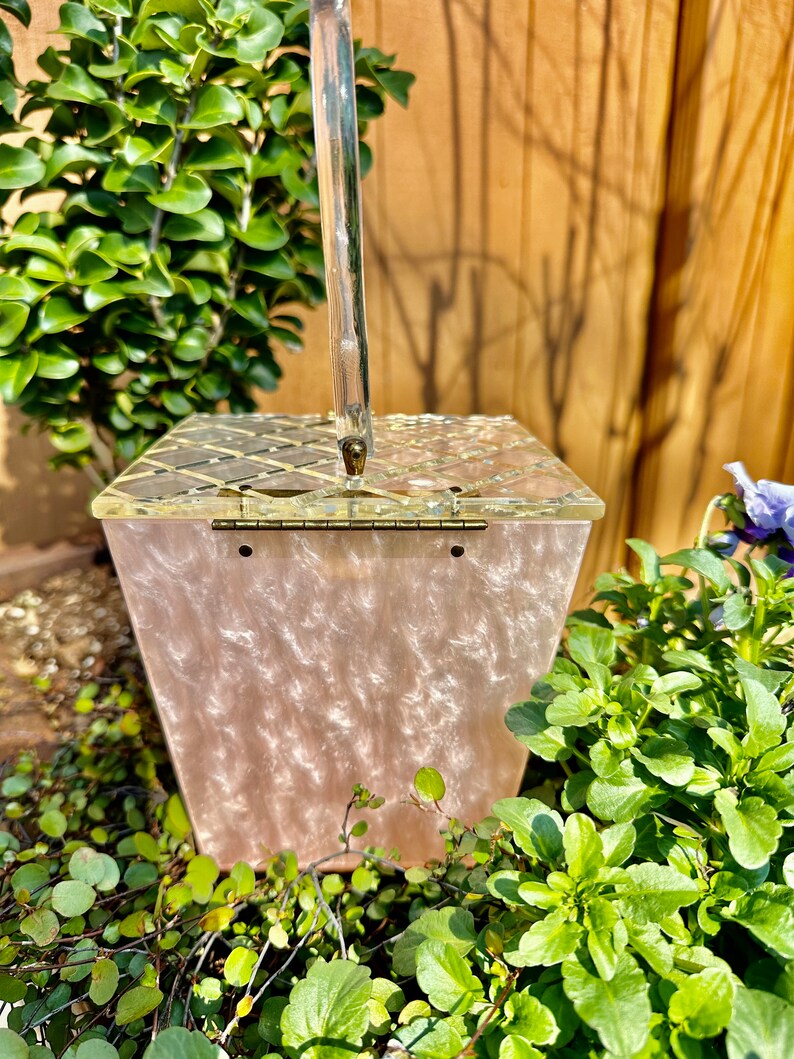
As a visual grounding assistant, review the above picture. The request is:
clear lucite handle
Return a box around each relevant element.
[309,0,373,468]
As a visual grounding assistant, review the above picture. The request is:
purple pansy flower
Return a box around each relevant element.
[724,462,794,546]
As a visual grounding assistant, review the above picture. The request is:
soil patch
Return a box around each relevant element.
[0,563,137,758]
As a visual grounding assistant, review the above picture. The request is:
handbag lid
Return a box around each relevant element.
[92,412,604,524]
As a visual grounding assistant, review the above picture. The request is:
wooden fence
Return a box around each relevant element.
[1,0,793,598]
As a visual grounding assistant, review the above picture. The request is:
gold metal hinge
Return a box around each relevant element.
[211,519,488,531]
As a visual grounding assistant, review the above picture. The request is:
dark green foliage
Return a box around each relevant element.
[0,0,413,475]
[2,531,793,1056]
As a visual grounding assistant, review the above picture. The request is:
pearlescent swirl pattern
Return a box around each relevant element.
[92,414,604,524]
[105,519,590,868]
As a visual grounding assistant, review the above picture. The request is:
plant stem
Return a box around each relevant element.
[452,972,519,1058]
[148,92,198,328]
[750,594,766,665]
[697,495,724,548]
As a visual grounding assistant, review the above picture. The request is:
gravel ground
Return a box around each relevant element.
[0,564,137,756]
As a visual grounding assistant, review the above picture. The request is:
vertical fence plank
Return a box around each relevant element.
[510,1,679,589]
[631,0,794,555]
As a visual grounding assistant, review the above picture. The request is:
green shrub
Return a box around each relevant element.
[1,502,793,1056]
[0,0,412,477]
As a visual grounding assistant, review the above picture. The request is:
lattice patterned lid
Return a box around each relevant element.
[92,413,604,523]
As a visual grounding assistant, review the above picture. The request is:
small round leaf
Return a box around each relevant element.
[223,947,257,987]
[0,1029,30,1059]
[115,985,163,1026]
[414,767,446,803]
[51,880,97,917]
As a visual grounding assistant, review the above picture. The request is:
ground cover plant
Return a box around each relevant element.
[1,473,793,1057]
[0,0,412,478]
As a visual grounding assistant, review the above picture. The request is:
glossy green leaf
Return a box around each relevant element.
[246,357,279,391]
[162,209,225,242]
[126,82,177,126]
[258,995,288,1045]
[281,959,372,1059]
[650,671,702,696]
[714,790,782,870]
[726,986,794,1059]
[562,953,651,1056]
[627,538,661,584]
[243,249,296,279]
[147,172,212,214]
[163,793,191,841]
[392,907,477,977]
[662,548,731,593]
[185,854,219,904]
[195,371,231,401]
[395,1017,464,1059]
[567,625,616,668]
[36,348,81,379]
[0,302,29,345]
[492,797,564,863]
[0,0,31,28]
[173,327,209,362]
[133,831,160,862]
[562,813,603,879]
[546,689,604,727]
[512,910,584,968]
[199,906,235,932]
[161,390,193,416]
[236,214,288,251]
[730,885,794,959]
[0,145,45,189]
[633,736,695,786]
[617,864,700,924]
[182,85,245,129]
[0,276,43,301]
[115,985,164,1026]
[625,923,674,977]
[506,699,571,761]
[755,742,794,774]
[0,351,37,401]
[723,593,753,631]
[600,822,636,866]
[59,3,109,45]
[414,767,446,803]
[736,658,786,757]
[415,939,484,1014]
[58,938,98,981]
[503,992,558,1046]
[668,967,734,1039]
[587,760,663,823]
[47,64,108,105]
[50,423,92,454]
[223,946,257,987]
[196,6,283,64]
[38,298,89,334]
[185,138,247,171]
[39,808,68,837]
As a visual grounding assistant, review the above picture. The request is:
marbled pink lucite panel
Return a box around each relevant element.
[105,520,589,868]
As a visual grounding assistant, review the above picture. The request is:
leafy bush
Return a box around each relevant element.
[1,502,793,1057]
[0,0,412,476]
